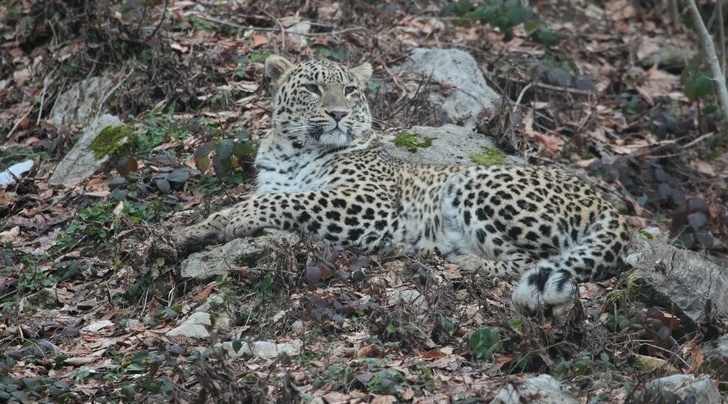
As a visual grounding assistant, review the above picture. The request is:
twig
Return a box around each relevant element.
[718,0,725,77]
[95,68,135,119]
[36,68,56,126]
[377,55,409,102]
[256,8,286,49]
[533,81,596,96]
[681,131,717,149]
[6,107,33,141]
[143,0,168,43]
[512,82,532,113]
[191,14,368,37]
[686,0,728,121]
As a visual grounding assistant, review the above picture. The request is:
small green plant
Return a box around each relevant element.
[366,369,408,396]
[55,200,160,253]
[556,352,613,377]
[134,113,191,154]
[312,365,355,391]
[314,46,348,63]
[442,0,560,45]
[249,50,272,64]
[14,258,57,296]
[467,326,504,361]
[193,129,255,182]
[682,59,713,103]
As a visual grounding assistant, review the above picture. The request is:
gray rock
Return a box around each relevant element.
[393,48,501,128]
[636,37,696,69]
[387,287,426,312]
[624,237,728,331]
[219,339,303,359]
[0,159,34,186]
[195,294,232,330]
[166,312,211,338]
[491,374,578,404]
[380,124,525,166]
[180,229,300,279]
[19,288,60,311]
[51,73,116,127]
[702,334,728,381]
[48,114,125,187]
[648,374,721,403]
[82,320,115,333]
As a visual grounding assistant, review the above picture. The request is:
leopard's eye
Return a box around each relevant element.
[304,83,321,95]
[344,85,358,96]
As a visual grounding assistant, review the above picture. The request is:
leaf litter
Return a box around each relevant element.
[0,0,727,401]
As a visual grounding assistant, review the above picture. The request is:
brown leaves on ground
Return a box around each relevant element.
[1,0,727,402]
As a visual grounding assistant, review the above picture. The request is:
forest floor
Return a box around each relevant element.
[1,0,727,402]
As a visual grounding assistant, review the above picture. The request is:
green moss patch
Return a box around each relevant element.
[394,132,435,152]
[90,125,134,160]
[469,147,507,166]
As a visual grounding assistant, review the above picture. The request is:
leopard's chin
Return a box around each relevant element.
[317,128,351,148]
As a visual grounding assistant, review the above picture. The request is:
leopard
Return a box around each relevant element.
[176,54,631,313]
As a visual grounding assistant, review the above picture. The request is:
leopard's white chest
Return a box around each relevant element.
[254,144,335,196]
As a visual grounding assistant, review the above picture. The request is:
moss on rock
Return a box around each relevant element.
[394,132,435,152]
[469,147,507,166]
[89,125,133,160]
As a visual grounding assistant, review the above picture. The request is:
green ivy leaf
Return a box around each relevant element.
[194,144,212,172]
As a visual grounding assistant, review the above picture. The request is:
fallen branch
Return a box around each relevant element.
[686,0,728,120]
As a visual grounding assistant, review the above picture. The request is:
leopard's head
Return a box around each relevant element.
[265,55,372,148]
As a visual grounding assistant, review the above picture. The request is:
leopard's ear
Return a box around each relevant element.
[350,62,372,87]
[265,55,295,91]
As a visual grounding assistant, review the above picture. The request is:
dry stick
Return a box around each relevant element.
[6,107,33,141]
[95,68,135,120]
[256,8,286,49]
[36,68,57,125]
[192,14,368,37]
[686,0,728,120]
[512,82,532,112]
[719,0,726,77]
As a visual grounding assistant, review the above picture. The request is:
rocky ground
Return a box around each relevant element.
[1,0,727,402]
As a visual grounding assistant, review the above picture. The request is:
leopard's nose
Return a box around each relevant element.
[326,109,348,121]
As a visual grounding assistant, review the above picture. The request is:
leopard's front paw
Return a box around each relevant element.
[223,216,261,242]
[175,225,225,258]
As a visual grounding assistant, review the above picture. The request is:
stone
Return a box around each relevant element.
[648,374,721,403]
[180,229,300,279]
[380,124,525,166]
[82,320,115,333]
[387,287,426,312]
[166,312,211,338]
[51,73,116,127]
[19,288,60,311]
[702,334,728,381]
[219,339,303,359]
[624,237,728,333]
[393,48,501,129]
[491,374,578,404]
[48,114,126,187]
[636,37,697,70]
[0,159,34,186]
